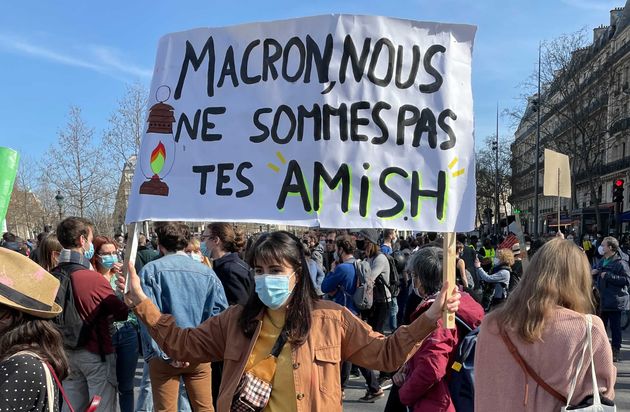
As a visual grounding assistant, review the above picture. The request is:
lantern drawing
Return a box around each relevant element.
[139,86,176,196]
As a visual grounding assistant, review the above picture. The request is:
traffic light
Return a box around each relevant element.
[613,179,625,203]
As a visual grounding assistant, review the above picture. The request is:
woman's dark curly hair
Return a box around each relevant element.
[0,306,69,379]
[239,231,319,346]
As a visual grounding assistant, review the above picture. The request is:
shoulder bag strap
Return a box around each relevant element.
[585,315,603,406]
[500,330,567,405]
[9,352,76,412]
[41,360,56,412]
[565,316,591,407]
[270,328,289,358]
[44,362,75,412]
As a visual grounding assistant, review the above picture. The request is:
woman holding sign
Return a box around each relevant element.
[118,230,460,412]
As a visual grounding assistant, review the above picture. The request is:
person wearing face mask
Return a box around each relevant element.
[385,247,483,412]
[592,236,630,362]
[474,248,514,311]
[0,248,69,412]
[202,223,254,306]
[91,236,139,412]
[185,238,212,267]
[137,222,228,412]
[52,217,129,412]
[117,231,462,412]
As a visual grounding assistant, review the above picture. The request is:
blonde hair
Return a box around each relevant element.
[497,248,515,266]
[186,238,212,268]
[494,238,594,342]
[186,238,201,253]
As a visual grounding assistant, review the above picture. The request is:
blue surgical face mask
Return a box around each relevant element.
[255,273,295,310]
[84,242,94,260]
[200,242,209,257]
[189,253,203,263]
[100,255,118,269]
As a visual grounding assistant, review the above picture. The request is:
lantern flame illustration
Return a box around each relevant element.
[150,141,167,176]
[139,85,175,197]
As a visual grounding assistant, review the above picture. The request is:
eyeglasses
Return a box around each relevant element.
[326,239,335,243]
[98,251,117,257]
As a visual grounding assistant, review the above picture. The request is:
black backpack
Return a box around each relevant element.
[50,263,92,350]
[448,316,479,412]
[384,254,401,297]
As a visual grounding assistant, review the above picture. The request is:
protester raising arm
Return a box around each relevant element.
[118,231,461,412]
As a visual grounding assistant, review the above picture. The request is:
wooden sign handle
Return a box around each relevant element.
[121,222,139,294]
[442,232,456,329]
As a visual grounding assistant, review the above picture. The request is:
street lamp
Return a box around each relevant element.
[55,190,64,221]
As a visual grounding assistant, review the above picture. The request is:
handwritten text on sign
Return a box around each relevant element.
[126,15,477,231]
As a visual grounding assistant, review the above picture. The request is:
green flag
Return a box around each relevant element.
[0,147,19,223]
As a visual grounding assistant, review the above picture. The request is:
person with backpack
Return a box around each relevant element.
[321,234,359,398]
[391,247,484,412]
[356,228,392,402]
[53,217,129,412]
[476,238,616,410]
[474,248,513,311]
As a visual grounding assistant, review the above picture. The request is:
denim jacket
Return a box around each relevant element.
[139,252,228,362]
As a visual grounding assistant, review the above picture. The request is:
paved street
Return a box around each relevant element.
[612,325,630,410]
[129,325,630,411]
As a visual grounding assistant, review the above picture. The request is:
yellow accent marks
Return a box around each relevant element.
[267,163,280,173]
[448,157,458,169]
[276,151,287,165]
[452,169,465,178]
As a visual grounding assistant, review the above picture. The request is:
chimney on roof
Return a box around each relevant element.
[611,7,624,27]
[593,25,608,43]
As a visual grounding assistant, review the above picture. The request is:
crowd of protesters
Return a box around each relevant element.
[0,220,623,411]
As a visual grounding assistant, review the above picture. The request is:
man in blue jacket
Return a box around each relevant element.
[321,234,359,399]
[139,222,228,411]
[593,236,630,362]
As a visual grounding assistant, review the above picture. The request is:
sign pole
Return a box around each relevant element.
[513,213,529,273]
[122,222,139,293]
[557,168,561,234]
[442,232,456,329]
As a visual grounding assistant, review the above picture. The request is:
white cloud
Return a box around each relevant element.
[560,0,620,12]
[0,33,152,80]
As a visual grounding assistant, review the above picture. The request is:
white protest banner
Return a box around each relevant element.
[126,15,477,231]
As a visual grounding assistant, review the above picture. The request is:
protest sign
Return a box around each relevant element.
[543,149,571,198]
[0,147,19,223]
[126,15,477,231]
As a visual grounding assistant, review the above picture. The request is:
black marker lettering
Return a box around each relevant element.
[192,165,216,195]
[175,37,215,100]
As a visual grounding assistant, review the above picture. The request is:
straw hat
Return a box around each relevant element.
[0,247,62,319]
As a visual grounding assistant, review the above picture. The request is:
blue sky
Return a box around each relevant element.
[0,0,624,160]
